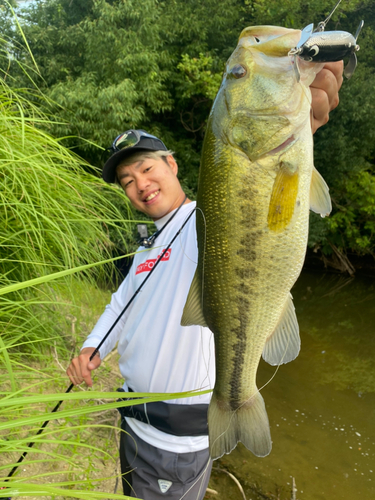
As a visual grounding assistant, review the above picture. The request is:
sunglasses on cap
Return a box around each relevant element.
[103,129,168,183]
[109,129,161,154]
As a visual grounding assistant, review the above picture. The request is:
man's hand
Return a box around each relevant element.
[66,347,101,387]
[310,61,344,134]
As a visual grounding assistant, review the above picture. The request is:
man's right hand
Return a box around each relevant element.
[66,347,101,387]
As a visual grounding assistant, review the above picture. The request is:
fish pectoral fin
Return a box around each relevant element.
[262,293,300,365]
[267,161,299,232]
[180,270,207,327]
[310,166,332,217]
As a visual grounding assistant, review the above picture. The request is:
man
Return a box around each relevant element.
[67,62,343,499]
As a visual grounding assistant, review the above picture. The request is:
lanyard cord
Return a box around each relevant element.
[139,195,188,247]
[5,204,195,486]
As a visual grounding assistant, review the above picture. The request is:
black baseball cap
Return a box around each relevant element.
[102,129,168,183]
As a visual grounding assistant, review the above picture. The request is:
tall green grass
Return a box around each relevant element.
[0,53,135,354]
[0,26,139,497]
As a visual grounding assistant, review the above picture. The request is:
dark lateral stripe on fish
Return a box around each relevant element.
[229,294,250,410]
[229,217,260,409]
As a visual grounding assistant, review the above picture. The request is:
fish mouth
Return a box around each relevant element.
[267,135,296,156]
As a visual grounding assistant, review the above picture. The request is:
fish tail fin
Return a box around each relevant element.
[208,391,272,460]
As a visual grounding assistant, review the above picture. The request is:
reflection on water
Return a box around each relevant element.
[221,270,375,500]
[294,272,375,395]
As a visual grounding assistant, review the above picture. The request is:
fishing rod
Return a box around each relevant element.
[3,201,195,495]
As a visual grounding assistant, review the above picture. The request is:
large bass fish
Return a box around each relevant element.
[181,26,332,459]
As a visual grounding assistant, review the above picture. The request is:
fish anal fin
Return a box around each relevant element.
[268,162,299,233]
[262,293,300,365]
[208,391,272,460]
[181,270,207,327]
[310,166,332,217]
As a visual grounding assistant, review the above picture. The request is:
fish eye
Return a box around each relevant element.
[230,64,247,79]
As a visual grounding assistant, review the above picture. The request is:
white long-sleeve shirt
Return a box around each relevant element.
[82,201,216,453]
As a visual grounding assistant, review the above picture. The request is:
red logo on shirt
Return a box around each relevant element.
[135,249,172,275]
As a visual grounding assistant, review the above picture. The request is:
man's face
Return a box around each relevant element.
[116,155,185,220]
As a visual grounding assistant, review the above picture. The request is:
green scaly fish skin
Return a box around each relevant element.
[181,26,332,460]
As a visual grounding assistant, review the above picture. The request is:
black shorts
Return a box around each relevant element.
[119,420,212,499]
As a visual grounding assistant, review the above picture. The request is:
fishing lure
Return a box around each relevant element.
[289,0,364,81]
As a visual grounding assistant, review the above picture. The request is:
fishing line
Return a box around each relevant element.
[315,0,343,32]
[195,207,207,307]
[174,204,213,396]
[178,456,212,500]
[176,204,206,265]
[197,326,215,396]
[191,207,213,392]
[177,229,197,264]
[210,331,292,455]
[3,204,196,493]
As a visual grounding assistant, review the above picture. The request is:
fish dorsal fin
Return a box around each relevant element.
[310,166,332,217]
[262,294,300,365]
[181,270,207,327]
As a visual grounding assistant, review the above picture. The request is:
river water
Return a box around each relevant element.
[212,270,375,500]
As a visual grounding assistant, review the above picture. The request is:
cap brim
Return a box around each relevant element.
[102,138,168,184]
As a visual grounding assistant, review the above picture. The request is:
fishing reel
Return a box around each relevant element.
[137,224,158,248]
[136,195,188,248]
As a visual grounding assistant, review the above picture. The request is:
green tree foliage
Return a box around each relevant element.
[4,0,173,153]
[1,0,375,266]
[329,171,375,252]
[0,0,245,179]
